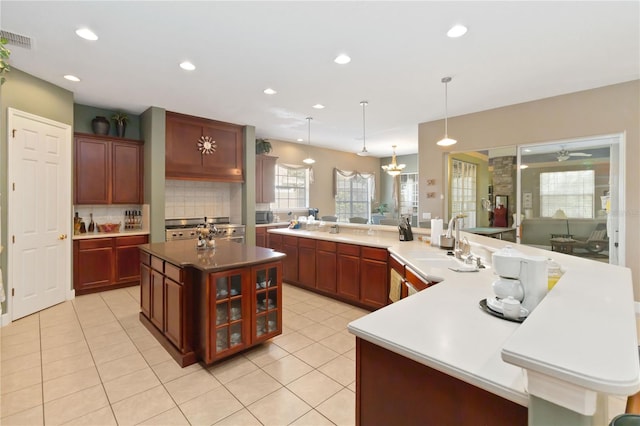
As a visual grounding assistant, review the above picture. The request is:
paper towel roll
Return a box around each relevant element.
[430,219,443,247]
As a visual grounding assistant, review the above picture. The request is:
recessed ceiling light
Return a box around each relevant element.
[520,164,529,169]
[75,28,98,41]
[297,138,304,142]
[180,61,196,71]
[263,88,277,95]
[524,148,532,153]
[447,24,468,38]
[312,104,325,109]
[64,75,80,82]
[334,54,351,65]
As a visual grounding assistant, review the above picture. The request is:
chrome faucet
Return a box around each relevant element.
[446,214,465,258]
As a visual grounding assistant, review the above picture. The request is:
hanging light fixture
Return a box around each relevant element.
[303,117,315,165]
[436,76,457,147]
[381,145,406,176]
[357,100,369,156]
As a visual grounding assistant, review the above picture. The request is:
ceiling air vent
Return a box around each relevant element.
[0,30,32,49]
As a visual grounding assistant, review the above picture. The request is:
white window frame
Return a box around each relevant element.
[539,170,595,218]
[272,164,309,211]
[334,171,374,222]
[450,159,477,228]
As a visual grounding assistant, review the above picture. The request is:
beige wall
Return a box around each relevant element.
[267,139,382,217]
[419,80,640,298]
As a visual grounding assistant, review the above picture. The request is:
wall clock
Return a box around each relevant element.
[198,135,216,155]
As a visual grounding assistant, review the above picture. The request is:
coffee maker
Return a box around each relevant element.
[308,208,319,220]
[487,245,547,318]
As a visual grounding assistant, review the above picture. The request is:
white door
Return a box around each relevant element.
[8,108,71,320]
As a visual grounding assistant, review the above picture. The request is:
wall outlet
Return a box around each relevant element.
[422,212,432,220]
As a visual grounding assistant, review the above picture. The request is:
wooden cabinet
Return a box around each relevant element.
[282,236,299,283]
[256,227,267,247]
[298,238,316,289]
[252,262,283,343]
[356,338,527,425]
[165,111,244,182]
[74,133,143,205]
[74,235,148,295]
[337,243,360,302]
[316,241,337,293]
[268,232,283,252]
[256,155,277,203]
[140,254,195,366]
[140,257,151,318]
[360,247,389,309]
[150,268,164,330]
[194,262,283,364]
[74,238,113,291]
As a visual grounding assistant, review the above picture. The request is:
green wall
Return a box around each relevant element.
[141,107,166,243]
[0,68,74,316]
[74,103,141,139]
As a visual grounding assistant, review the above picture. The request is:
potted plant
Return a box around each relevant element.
[111,112,129,138]
[0,37,11,85]
[256,138,272,155]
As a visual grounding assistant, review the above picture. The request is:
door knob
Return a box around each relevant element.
[58,234,67,240]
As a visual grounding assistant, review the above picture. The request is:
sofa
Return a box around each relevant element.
[520,218,608,252]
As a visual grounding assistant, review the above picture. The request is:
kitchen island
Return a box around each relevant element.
[269,224,638,425]
[138,239,285,366]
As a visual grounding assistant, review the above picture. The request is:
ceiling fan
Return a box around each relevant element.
[556,148,592,162]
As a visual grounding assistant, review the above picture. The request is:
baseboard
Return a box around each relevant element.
[67,288,75,300]
[1,312,10,327]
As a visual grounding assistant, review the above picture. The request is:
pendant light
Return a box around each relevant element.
[436,76,457,147]
[381,145,406,176]
[357,100,369,156]
[303,117,315,165]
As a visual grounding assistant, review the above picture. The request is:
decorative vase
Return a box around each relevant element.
[115,121,127,138]
[91,116,110,135]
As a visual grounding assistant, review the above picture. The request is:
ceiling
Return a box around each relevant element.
[2,1,638,157]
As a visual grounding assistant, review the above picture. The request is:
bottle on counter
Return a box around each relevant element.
[547,259,563,290]
[73,212,81,235]
[88,213,95,233]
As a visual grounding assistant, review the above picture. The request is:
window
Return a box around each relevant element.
[273,164,309,210]
[335,171,373,222]
[540,170,594,218]
[400,173,418,217]
[450,159,477,228]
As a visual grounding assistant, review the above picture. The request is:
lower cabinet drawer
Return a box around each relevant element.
[151,256,164,272]
[165,262,182,283]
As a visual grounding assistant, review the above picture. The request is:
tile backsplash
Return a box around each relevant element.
[165,180,241,222]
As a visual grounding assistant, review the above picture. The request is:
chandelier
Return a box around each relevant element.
[381,145,406,176]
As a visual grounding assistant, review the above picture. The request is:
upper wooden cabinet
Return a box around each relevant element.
[256,155,277,203]
[74,133,144,205]
[165,111,244,182]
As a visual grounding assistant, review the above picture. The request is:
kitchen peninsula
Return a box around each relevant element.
[138,239,285,367]
[268,224,638,425]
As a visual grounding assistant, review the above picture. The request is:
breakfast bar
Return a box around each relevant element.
[268,224,639,425]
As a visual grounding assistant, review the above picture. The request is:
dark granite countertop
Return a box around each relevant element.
[139,239,285,272]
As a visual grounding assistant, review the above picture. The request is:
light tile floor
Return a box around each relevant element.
[0,284,365,425]
[1,284,636,425]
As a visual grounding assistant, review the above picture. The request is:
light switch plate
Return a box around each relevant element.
[422,212,432,220]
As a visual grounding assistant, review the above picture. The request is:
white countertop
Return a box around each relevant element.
[272,227,639,410]
[72,230,150,240]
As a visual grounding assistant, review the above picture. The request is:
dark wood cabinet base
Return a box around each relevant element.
[139,313,197,367]
[356,338,527,426]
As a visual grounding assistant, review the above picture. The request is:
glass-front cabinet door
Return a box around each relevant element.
[252,262,282,343]
[211,268,249,358]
